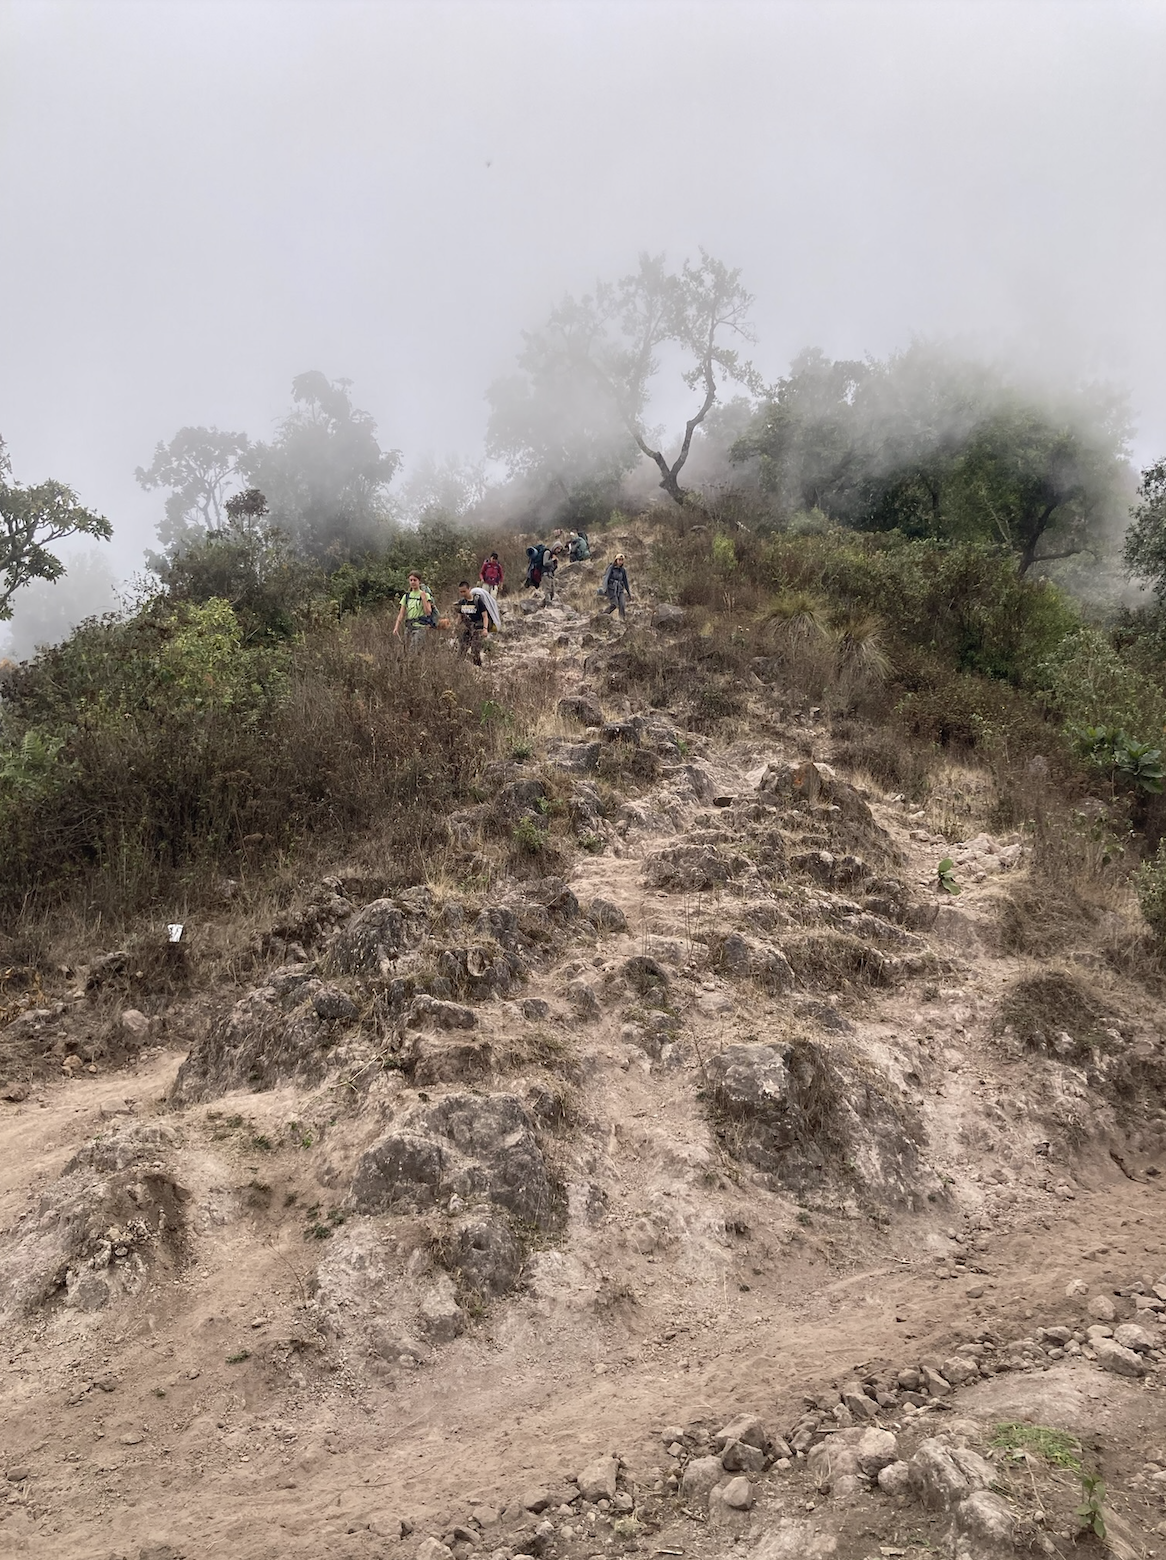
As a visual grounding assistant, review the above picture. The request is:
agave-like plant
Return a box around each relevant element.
[830,610,892,684]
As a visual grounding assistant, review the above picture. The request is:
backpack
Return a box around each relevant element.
[404,584,437,626]
[481,558,503,586]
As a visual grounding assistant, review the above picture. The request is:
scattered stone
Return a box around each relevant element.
[1094,1338,1148,1377]
[312,986,358,1022]
[714,1414,769,1453]
[416,1541,455,1560]
[6,1466,31,1482]
[567,981,601,1019]
[856,1428,898,1477]
[680,1455,723,1505]
[877,1460,911,1496]
[1088,1294,1116,1322]
[622,955,669,995]
[721,1439,766,1473]
[920,1366,952,1398]
[1114,1322,1156,1353]
[953,1489,1016,1554]
[522,1490,551,1515]
[558,696,604,727]
[577,1455,618,1503]
[719,1476,753,1510]
[808,1438,861,1493]
[908,1439,993,1510]
[416,1276,466,1343]
[942,1356,980,1386]
[120,1009,151,1042]
[589,898,628,933]
[841,1383,881,1420]
[651,603,686,632]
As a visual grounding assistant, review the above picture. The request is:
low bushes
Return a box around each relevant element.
[0,598,505,920]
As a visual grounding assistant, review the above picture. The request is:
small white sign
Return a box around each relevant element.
[167,924,184,943]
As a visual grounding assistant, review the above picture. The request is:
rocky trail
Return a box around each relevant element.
[3,540,1166,1560]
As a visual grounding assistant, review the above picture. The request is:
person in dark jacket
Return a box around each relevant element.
[454,580,488,665]
[600,554,632,620]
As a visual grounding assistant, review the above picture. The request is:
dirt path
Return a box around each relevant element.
[3,554,1166,1558]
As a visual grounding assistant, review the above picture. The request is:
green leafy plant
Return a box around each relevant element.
[1073,724,1165,794]
[226,1350,251,1364]
[0,729,71,801]
[937,857,961,894]
[512,815,546,854]
[1076,1470,1107,1540]
[1136,841,1166,943]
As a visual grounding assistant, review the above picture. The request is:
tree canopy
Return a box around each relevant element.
[1123,459,1166,603]
[0,439,112,621]
[242,372,401,560]
[733,346,1131,572]
[135,425,251,556]
[140,375,400,567]
[488,251,759,507]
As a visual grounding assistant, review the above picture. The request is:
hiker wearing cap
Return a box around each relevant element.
[393,571,436,652]
[600,554,632,620]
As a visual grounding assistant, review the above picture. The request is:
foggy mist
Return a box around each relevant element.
[2,0,1165,641]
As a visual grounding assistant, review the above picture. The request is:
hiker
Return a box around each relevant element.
[567,530,590,562]
[454,580,488,665]
[524,542,547,591]
[600,553,632,620]
[479,551,505,594]
[542,542,560,602]
[393,571,436,651]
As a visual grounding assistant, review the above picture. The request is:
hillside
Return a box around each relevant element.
[2,531,1166,1560]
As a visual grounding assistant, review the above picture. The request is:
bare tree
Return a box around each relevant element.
[489,251,759,507]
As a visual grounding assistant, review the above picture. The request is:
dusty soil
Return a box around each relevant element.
[3,549,1166,1560]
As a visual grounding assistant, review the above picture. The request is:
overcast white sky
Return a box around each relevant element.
[2,0,1165,585]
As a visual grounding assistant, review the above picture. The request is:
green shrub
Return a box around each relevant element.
[0,596,501,918]
[1039,625,1166,741]
[1136,842,1166,943]
[156,525,326,641]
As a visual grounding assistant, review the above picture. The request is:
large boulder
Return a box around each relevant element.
[908,1439,993,1511]
[707,1037,931,1206]
[443,1213,525,1297]
[328,900,408,975]
[353,1092,564,1231]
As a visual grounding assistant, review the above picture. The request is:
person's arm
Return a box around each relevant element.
[393,598,405,636]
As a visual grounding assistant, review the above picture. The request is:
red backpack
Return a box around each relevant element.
[481,558,503,586]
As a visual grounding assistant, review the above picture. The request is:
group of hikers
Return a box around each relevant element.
[392,531,632,661]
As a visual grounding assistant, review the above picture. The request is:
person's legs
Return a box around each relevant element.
[616,587,627,620]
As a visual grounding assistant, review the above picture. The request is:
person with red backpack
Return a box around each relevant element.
[479,552,505,594]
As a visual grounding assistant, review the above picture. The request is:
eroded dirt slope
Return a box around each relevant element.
[3,546,1166,1560]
